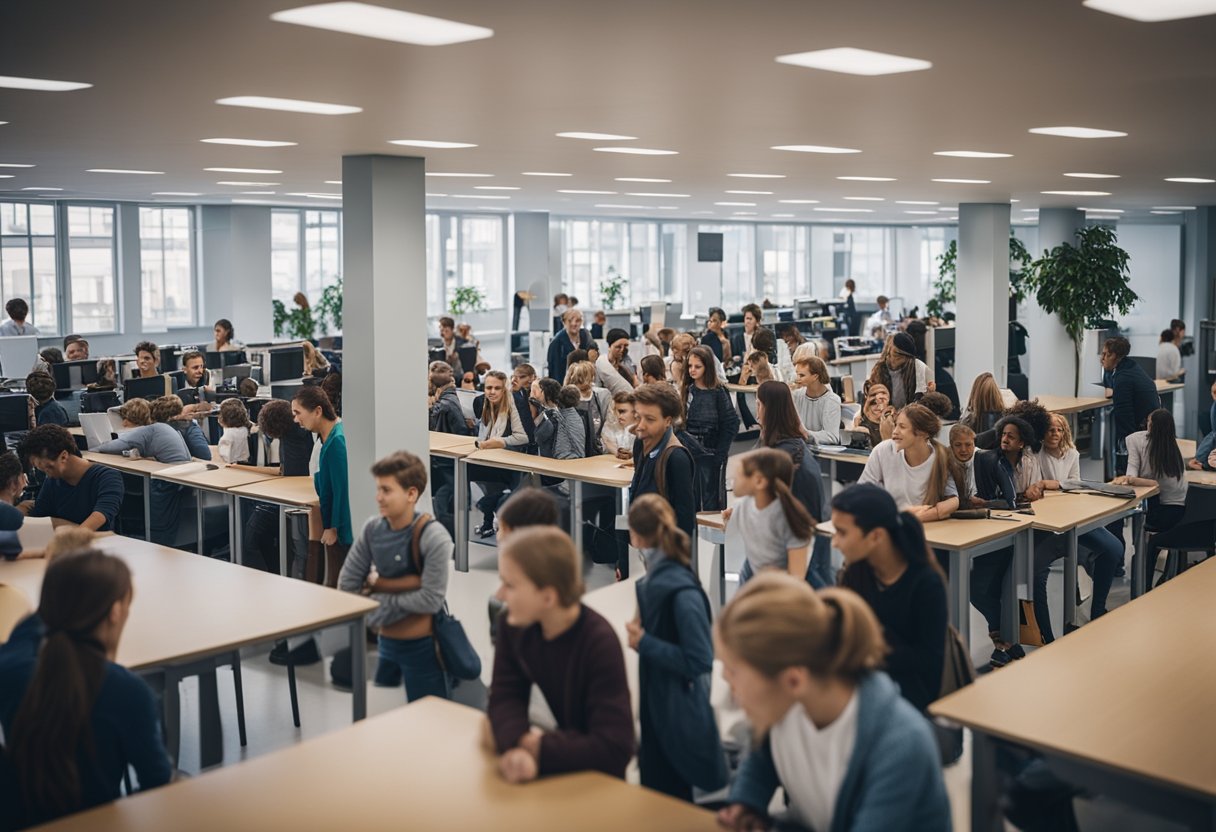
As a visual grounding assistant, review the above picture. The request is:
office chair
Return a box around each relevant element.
[1143,487,1216,591]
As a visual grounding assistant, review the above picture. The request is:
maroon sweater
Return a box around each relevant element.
[488,605,635,779]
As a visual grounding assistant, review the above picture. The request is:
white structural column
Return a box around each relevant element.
[955,203,1011,406]
[1182,206,1216,436]
[513,211,550,333]
[1025,208,1084,396]
[198,205,274,343]
[342,154,429,514]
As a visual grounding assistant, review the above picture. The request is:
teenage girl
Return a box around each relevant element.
[858,403,960,523]
[217,398,252,464]
[700,307,732,364]
[961,371,1006,435]
[470,370,529,537]
[724,448,814,584]
[0,551,172,828]
[681,345,740,510]
[1114,408,1188,588]
[867,332,930,409]
[715,574,950,832]
[625,495,726,801]
[292,386,351,587]
[852,382,894,447]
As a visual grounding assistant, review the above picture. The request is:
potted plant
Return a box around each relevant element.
[449,286,487,317]
[1024,225,1138,394]
[925,235,1032,319]
[599,266,628,311]
[272,291,316,340]
[315,276,343,335]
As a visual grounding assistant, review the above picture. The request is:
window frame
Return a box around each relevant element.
[60,201,121,336]
[0,199,60,337]
[138,204,199,332]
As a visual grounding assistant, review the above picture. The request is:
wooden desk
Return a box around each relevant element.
[819,515,1033,646]
[229,476,319,577]
[695,511,728,610]
[0,535,376,770]
[152,465,279,567]
[83,451,174,538]
[1186,468,1216,489]
[725,382,758,394]
[1178,437,1197,459]
[1035,394,1110,416]
[932,558,1216,831]
[32,697,717,832]
[429,430,478,456]
[1156,378,1184,394]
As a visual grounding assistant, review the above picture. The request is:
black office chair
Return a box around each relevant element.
[1143,487,1216,590]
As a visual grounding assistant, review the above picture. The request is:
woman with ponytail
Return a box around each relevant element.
[858,403,960,523]
[624,495,726,801]
[723,448,815,585]
[0,551,171,827]
[832,484,948,712]
[715,574,949,832]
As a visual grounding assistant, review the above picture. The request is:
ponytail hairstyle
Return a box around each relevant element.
[1145,408,1183,480]
[716,573,887,689]
[738,448,814,541]
[832,484,947,598]
[9,551,132,818]
[481,370,510,428]
[628,493,692,568]
[898,403,957,506]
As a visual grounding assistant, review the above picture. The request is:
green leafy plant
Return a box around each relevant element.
[272,292,316,340]
[1024,225,1138,394]
[449,286,487,316]
[315,276,343,335]
[599,266,628,311]
[925,234,1033,319]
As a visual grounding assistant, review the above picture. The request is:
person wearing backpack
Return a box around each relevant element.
[336,450,453,701]
[564,360,611,456]
[625,494,727,801]
[625,383,698,580]
[723,448,814,586]
[680,345,740,510]
[531,380,585,462]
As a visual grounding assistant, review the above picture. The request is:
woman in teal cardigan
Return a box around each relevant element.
[293,385,352,586]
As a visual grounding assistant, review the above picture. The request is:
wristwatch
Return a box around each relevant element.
[474,440,481,449]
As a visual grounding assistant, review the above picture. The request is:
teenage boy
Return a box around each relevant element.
[0,298,39,336]
[429,361,467,535]
[26,372,68,426]
[792,356,842,445]
[438,316,467,374]
[949,423,980,505]
[17,425,123,531]
[179,350,209,390]
[510,363,538,453]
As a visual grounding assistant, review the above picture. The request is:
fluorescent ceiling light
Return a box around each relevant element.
[1082,0,1216,22]
[522,171,572,177]
[933,150,1012,158]
[201,138,297,147]
[0,175,13,179]
[844,196,884,201]
[595,204,648,209]
[86,168,164,175]
[474,185,519,190]
[389,139,477,149]
[778,199,820,204]
[0,122,7,126]
[1041,190,1111,196]
[1153,205,1196,210]
[1151,210,1182,215]
[217,95,360,115]
[557,189,616,195]
[625,192,690,198]
[936,207,959,211]
[1165,177,1215,183]
[813,207,874,213]
[896,200,938,205]
[616,177,671,183]
[152,192,201,196]
[285,191,343,197]
[775,47,931,76]
[425,193,447,197]
[426,172,492,178]
[771,213,795,218]
[725,190,774,195]
[593,147,678,156]
[837,176,896,181]
[0,75,91,92]
[325,180,342,184]
[241,191,276,195]
[1064,172,1120,178]
[206,167,283,174]
[733,212,758,216]
[654,206,679,210]
[1029,126,1127,139]
[772,145,861,154]
[691,210,715,215]
[271,3,492,45]
[22,187,62,191]
[716,201,756,206]
[448,194,509,199]
[932,178,990,184]
[217,180,280,186]
[728,173,786,179]
[1080,207,1124,212]
[557,132,636,140]
[904,210,938,215]
[0,164,35,168]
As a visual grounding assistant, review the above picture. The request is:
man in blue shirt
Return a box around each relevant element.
[26,371,68,426]
[1101,336,1160,471]
[17,425,123,532]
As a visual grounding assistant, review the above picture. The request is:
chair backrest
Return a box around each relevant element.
[1179,485,1216,527]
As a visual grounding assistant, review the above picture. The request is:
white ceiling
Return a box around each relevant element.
[1,0,1214,223]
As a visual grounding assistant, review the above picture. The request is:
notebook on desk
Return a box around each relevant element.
[17,517,54,555]
[79,413,117,449]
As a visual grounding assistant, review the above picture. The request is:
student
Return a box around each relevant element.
[301,341,329,376]
[852,382,894,447]
[437,316,468,374]
[546,309,595,381]
[792,355,842,445]
[319,371,342,417]
[510,363,538,452]
[700,307,732,364]
[1032,412,1124,640]
[428,361,468,436]
[716,574,950,832]
[0,551,172,828]
[841,277,860,335]
[564,360,611,452]
[1156,327,1184,382]
[602,391,636,458]
[668,331,696,381]
[1189,379,1216,470]
[1102,335,1160,461]
[26,372,67,427]
[858,403,959,523]
[132,341,161,379]
[178,350,208,393]
[832,484,948,713]
[1114,408,1188,586]
[293,386,351,587]
[731,303,764,361]
[724,448,814,584]
[43,526,98,560]
[337,451,453,700]
[488,526,634,782]
[639,354,666,385]
[217,398,252,464]
[681,345,739,510]
[531,380,584,461]
[595,328,637,396]
[208,318,240,352]
[63,336,89,362]
[17,426,123,532]
[552,292,570,318]
[626,494,726,801]
[739,350,776,391]
[0,298,39,336]
[919,391,954,421]
[961,371,1006,435]
[469,370,529,537]
[590,310,606,340]
[867,332,929,409]
[974,415,1043,500]
[149,395,211,460]
[949,422,978,502]
[253,399,315,477]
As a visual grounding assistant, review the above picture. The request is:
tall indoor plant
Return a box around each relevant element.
[315,276,343,335]
[1024,225,1138,395]
[599,266,628,310]
[925,234,1032,319]
[272,291,316,340]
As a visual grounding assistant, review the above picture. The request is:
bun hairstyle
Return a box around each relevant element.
[628,494,691,568]
[738,448,814,541]
[899,403,959,505]
[716,573,887,685]
[833,484,946,595]
[500,526,585,607]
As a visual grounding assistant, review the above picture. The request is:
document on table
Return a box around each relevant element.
[17,516,54,555]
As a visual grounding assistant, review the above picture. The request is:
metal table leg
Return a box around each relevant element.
[198,667,222,768]
[349,617,367,721]
[454,458,469,572]
[948,548,970,646]
[1131,509,1147,599]
[195,487,204,556]
[229,494,242,566]
[571,479,585,556]
[278,505,288,578]
[1001,531,1025,646]
[971,731,1003,832]
[1064,527,1079,629]
[143,473,152,541]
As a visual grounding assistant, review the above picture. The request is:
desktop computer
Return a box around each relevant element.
[123,375,173,401]
[51,359,100,390]
[268,348,305,382]
[205,350,248,370]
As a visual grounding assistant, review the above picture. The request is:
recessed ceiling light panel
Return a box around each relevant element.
[616,177,671,183]
[87,168,164,175]
[557,189,616,195]
[625,192,690,198]
[837,176,896,181]
[0,164,35,168]
[522,171,572,177]
[728,173,786,179]
[389,139,477,148]
[217,180,280,186]
[1165,177,1215,183]
[1082,0,1216,22]
[896,200,939,205]
[1041,190,1112,196]
[0,75,91,91]
[932,178,990,184]
[593,147,678,155]
[206,167,283,174]
[201,138,297,147]
[725,190,774,195]
[715,201,756,206]
[775,47,932,76]
[217,96,361,115]
[152,192,202,196]
[933,150,1012,158]
[557,132,637,140]
[772,145,861,154]
[1064,172,1120,178]
[1029,126,1127,139]
[778,199,820,204]
[271,2,493,45]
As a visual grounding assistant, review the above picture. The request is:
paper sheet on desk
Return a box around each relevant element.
[162,462,217,476]
[18,517,54,554]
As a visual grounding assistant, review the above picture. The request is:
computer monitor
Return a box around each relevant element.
[205,350,247,370]
[222,363,253,381]
[457,345,479,374]
[268,348,305,382]
[51,359,99,390]
[0,394,33,434]
[123,375,173,402]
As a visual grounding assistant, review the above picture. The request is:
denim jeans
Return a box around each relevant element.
[1032,527,1123,643]
[740,555,829,589]
[378,634,450,703]
[969,547,1014,635]
[807,536,834,588]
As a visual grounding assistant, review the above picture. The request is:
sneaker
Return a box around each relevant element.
[1006,643,1026,660]
[474,522,496,539]
[989,648,1012,668]
[269,638,321,667]
[373,659,402,688]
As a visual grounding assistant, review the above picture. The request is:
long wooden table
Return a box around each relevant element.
[29,697,718,831]
[152,465,279,566]
[932,558,1216,832]
[82,451,174,539]
[228,476,319,576]
[0,534,376,770]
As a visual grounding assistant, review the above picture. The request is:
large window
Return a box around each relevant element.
[0,202,58,336]
[559,219,669,309]
[758,225,809,306]
[139,206,195,329]
[270,209,342,304]
[425,213,508,317]
[701,225,755,312]
[66,205,117,334]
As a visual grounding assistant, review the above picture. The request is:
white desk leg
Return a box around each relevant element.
[571,479,585,557]
[349,617,367,721]
[1064,527,1079,629]
[230,495,243,567]
[454,458,469,572]
[949,548,969,647]
[278,505,288,578]
[143,474,152,541]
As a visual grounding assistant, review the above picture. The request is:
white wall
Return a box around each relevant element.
[1117,224,1183,357]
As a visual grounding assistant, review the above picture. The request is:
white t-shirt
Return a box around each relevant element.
[727,495,809,572]
[770,694,860,832]
[858,439,958,510]
[1037,446,1080,483]
[1012,453,1043,495]
[1126,430,1188,506]
[886,359,930,409]
[1156,341,1182,380]
[218,425,251,464]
